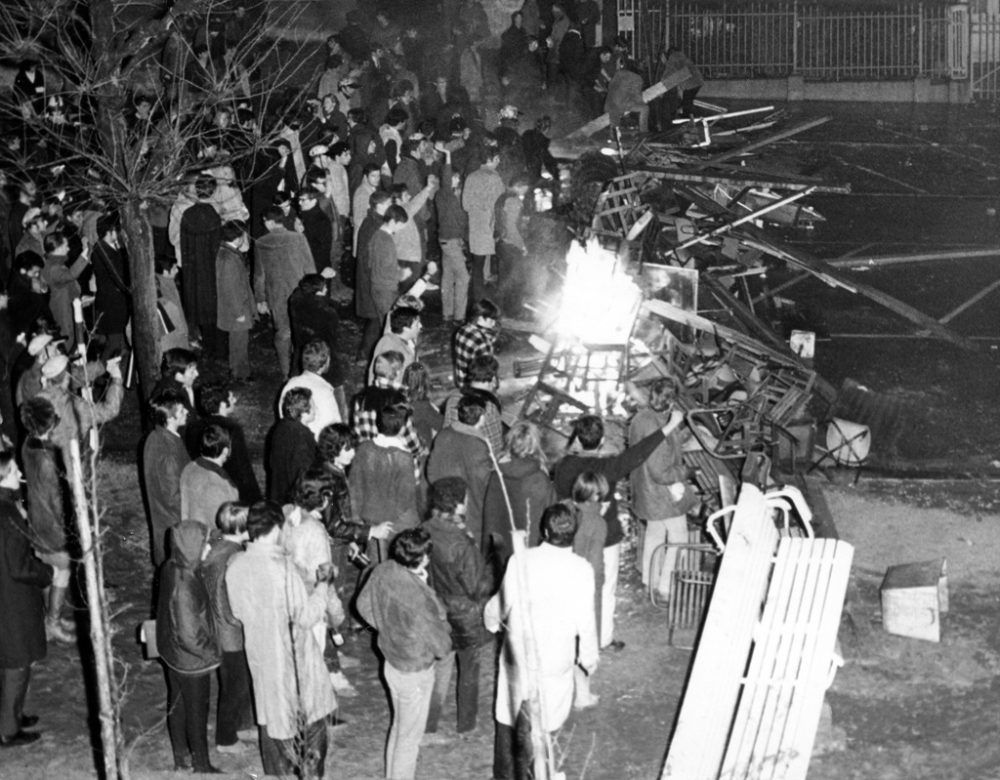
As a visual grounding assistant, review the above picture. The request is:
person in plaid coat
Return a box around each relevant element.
[452,298,498,388]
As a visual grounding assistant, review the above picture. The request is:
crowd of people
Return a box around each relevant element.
[0,0,708,777]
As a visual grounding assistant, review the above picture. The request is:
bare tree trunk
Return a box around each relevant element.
[67,439,122,780]
[120,199,161,399]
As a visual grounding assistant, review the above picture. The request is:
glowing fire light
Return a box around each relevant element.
[554,238,642,345]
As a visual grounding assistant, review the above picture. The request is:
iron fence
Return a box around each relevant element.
[627,1,953,82]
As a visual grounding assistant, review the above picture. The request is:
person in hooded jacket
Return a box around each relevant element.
[482,420,556,568]
[156,520,222,774]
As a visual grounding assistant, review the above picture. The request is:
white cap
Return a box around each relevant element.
[41,354,69,380]
[27,333,54,356]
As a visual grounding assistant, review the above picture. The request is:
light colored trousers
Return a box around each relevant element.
[600,543,620,648]
[641,515,689,596]
[440,238,469,320]
[384,661,435,780]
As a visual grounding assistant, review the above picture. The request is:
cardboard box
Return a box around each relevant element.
[880,558,948,642]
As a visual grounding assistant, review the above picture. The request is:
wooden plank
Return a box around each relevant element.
[676,186,980,353]
[720,537,853,780]
[702,276,793,355]
[698,117,832,167]
[830,247,1000,270]
[662,485,780,780]
[939,277,1000,324]
[566,68,691,139]
[627,163,851,195]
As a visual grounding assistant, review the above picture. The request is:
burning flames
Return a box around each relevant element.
[553,238,642,345]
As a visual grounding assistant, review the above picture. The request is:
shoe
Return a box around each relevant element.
[173,756,191,770]
[19,715,39,729]
[329,670,358,697]
[192,766,221,774]
[45,617,75,644]
[604,639,626,652]
[0,730,40,748]
[236,728,258,742]
[337,652,360,669]
[216,742,248,754]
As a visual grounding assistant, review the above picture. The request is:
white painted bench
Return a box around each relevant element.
[661,486,853,780]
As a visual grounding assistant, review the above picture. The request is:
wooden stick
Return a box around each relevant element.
[566,68,691,139]
[698,116,832,166]
[830,247,1000,270]
[939,277,1000,324]
[68,439,121,780]
[631,163,850,194]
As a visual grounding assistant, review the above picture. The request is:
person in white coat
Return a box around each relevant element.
[484,502,599,780]
[226,500,337,779]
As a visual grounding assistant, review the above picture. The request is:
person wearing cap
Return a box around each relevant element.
[485,502,599,780]
[14,209,48,264]
[15,333,56,406]
[37,349,124,453]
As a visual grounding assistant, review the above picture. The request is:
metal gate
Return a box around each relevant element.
[615,0,1000,99]
[969,10,1000,99]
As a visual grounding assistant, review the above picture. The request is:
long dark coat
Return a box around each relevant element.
[179,202,222,327]
[288,287,345,386]
[266,418,316,504]
[353,212,382,319]
[0,488,52,668]
[92,239,131,335]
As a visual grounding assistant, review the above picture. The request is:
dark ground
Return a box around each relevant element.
[4,98,1000,779]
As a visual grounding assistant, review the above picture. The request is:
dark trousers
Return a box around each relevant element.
[216,650,254,747]
[493,701,536,780]
[165,666,212,771]
[469,253,491,309]
[0,666,30,738]
[260,719,328,779]
[357,315,383,363]
[426,646,481,734]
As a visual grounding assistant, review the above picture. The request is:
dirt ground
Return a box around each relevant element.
[4,99,1000,780]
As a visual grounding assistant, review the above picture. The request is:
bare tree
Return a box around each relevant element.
[0,0,317,397]
[0,2,317,776]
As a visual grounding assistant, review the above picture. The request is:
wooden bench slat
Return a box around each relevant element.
[662,485,780,780]
[720,537,853,780]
